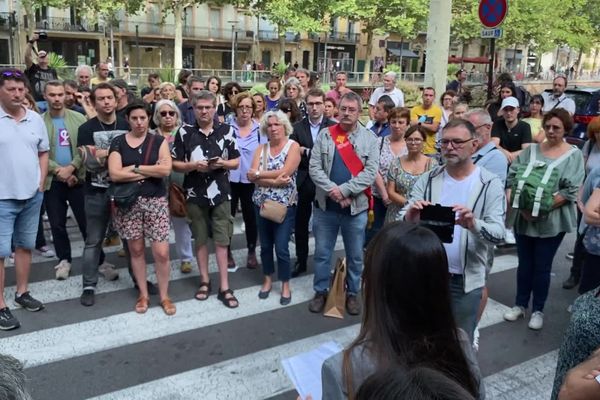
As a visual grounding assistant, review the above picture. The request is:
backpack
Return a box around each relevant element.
[516,86,532,114]
[510,144,576,217]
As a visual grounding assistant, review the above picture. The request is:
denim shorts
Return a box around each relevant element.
[0,191,44,257]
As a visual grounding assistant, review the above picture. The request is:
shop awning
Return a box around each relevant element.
[387,48,419,58]
[448,56,490,64]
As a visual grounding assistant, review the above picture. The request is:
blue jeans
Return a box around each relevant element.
[0,191,44,257]
[515,232,566,312]
[364,196,386,248]
[312,207,367,296]
[255,206,296,281]
[449,275,483,340]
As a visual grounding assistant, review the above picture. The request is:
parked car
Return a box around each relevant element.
[545,87,600,147]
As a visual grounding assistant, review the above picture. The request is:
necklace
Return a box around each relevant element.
[98,117,117,132]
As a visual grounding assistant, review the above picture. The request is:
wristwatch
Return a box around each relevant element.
[133,164,141,174]
[255,170,260,179]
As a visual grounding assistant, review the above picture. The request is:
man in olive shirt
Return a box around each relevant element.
[491,96,532,164]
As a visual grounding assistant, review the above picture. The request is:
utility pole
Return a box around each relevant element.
[423,0,452,97]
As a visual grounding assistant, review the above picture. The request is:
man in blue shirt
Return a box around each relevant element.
[467,109,508,185]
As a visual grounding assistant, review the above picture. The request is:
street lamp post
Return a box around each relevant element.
[228,20,238,81]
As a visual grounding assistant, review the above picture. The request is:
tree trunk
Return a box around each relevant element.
[575,48,583,78]
[592,47,599,75]
[278,25,286,64]
[173,2,184,74]
[362,28,374,83]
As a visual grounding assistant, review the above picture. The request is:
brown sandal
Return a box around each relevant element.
[160,298,177,316]
[135,296,149,314]
[194,281,211,301]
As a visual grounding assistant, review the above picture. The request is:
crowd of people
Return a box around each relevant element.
[2,35,600,398]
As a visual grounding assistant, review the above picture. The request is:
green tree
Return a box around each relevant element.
[331,0,428,81]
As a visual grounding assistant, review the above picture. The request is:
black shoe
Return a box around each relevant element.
[134,281,159,295]
[308,292,327,313]
[291,261,307,278]
[562,275,579,289]
[14,291,44,312]
[80,289,95,307]
[0,307,20,330]
[258,288,271,299]
[280,294,292,306]
[346,295,361,316]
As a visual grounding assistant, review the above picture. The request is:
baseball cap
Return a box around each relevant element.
[38,50,48,58]
[111,79,128,90]
[500,96,519,110]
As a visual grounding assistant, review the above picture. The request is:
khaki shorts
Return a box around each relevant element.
[187,200,233,247]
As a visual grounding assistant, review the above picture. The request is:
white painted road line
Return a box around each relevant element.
[89,325,361,400]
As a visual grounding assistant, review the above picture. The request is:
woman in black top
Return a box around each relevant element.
[486,82,518,122]
[107,102,175,316]
[217,81,242,123]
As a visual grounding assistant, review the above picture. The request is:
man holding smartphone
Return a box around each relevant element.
[402,119,506,340]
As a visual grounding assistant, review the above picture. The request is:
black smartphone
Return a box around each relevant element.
[208,156,220,163]
[420,204,455,243]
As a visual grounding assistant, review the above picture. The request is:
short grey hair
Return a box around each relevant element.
[339,91,363,109]
[75,64,93,77]
[283,77,305,99]
[190,90,217,107]
[260,110,293,137]
[153,99,181,127]
[465,109,492,127]
[0,354,32,400]
[384,71,397,82]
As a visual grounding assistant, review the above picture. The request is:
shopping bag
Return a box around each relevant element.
[323,258,347,319]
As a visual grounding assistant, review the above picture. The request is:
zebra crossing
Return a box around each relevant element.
[0,217,575,400]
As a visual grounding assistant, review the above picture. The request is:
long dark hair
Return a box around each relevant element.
[342,222,478,399]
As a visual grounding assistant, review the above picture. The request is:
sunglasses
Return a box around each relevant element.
[279,108,291,113]
[160,111,176,117]
[2,71,23,77]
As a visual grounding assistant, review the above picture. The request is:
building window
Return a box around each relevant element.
[210,9,221,38]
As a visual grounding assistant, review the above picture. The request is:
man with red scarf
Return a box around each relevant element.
[308,92,379,316]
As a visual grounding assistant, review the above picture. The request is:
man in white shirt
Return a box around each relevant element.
[368,71,404,119]
[542,75,576,115]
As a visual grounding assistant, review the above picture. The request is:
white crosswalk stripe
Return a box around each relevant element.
[2,225,560,400]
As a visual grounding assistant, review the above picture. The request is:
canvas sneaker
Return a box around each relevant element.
[99,262,119,281]
[14,291,44,312]
[54,260,71,280]
[36,245,55,258]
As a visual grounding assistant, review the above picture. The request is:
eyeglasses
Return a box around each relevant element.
[238,105,253,110]
[279,108,291,113]
[231,90,239,95]
[2,70,23,77]
[438,138,474,148]
[160,111,176,117]
[473,123,490,130]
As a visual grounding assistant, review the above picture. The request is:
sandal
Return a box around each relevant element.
[160,298,177,316]
[135,296,149,314]
[217,288,239,309]
[194,281,211,301]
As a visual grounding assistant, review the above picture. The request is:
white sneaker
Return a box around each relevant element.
[528,311,544,330]
[504,229,516,245]
[54,260,71,280]
[36,246,55,258]
[99,262,119,281]
[472,325,480,352]
[503,306,525,321]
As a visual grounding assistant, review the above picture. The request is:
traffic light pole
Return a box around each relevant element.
[488,38,495,100]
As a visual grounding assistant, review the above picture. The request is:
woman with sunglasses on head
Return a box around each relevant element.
[523,94,546,143]
[150,99,194,275]
[108,102,175,315]
[321,222,483,399]
[227,92,267,271]
[217,81,242,123]
[386,125,435,223]
[266,78,282,111]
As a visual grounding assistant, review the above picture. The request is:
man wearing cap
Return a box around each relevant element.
[491,96,532,163]
[24,33,58,112]
[542,75,576,115]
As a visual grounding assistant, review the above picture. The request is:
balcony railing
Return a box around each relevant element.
[0,12,13,31]
[257,30,300,42]
[310,31,360,43]
[30,17,103,33]
[115,21,260,42]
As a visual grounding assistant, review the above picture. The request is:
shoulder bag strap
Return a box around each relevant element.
[261,143,269,172]
[142,133,157,165]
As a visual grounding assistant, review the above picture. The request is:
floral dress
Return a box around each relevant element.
[385,156,435,223]
[252,140,298,207]
[372,136,408,197]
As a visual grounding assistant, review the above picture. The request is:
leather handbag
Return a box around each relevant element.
[109,134,156,212]
[583,226,600,256]
[168,182,187,217]
[258,144,293,224]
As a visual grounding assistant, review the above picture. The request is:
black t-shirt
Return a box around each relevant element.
[25,63,58,101]
[109,133,166,198]
[172,122,240,207]
[77,116,130,193]
[176,85,188,100]
[491,119,532,153]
